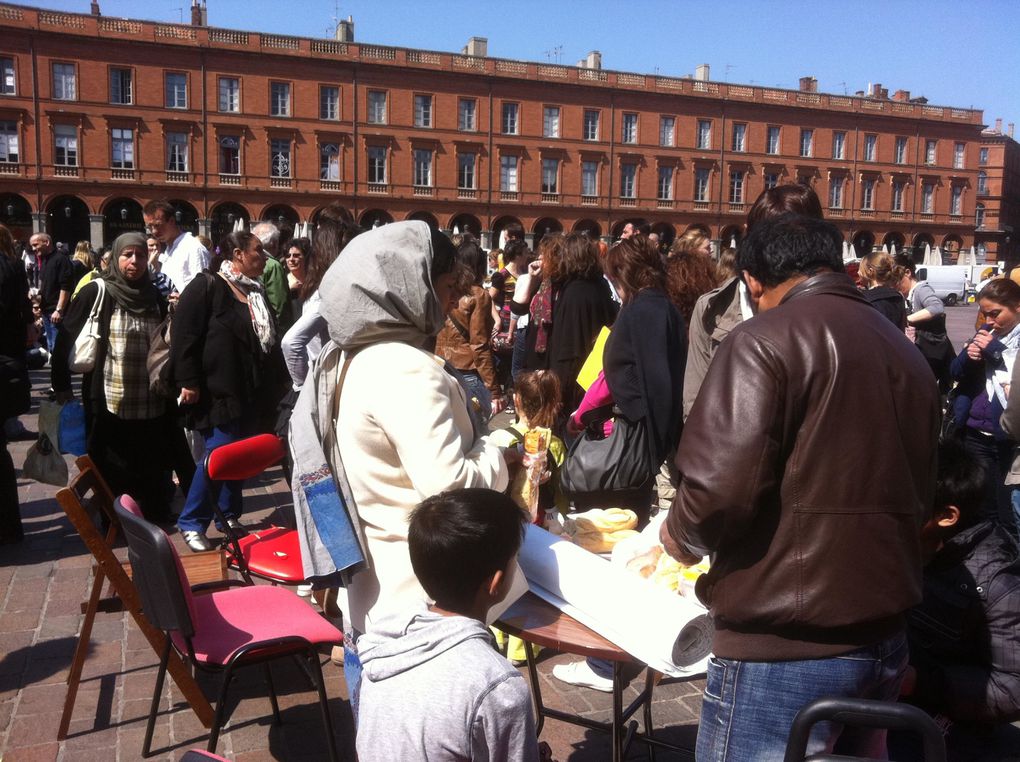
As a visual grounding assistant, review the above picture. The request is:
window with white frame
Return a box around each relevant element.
[501,102,519,135]
[659,116,675,147]
[54,124,77,166]
[218,77,240,112]
[954,142,965,169]
[367,146,387,183]
[367,91,387,124]
[413,148,432,186]
[500,155,518,191]
[414,95,433,128]
[696,120,711,149]
[695,167,711,201]
[543,106,560,138]
[218,135,240,174]
[925,139,937,165]
[165,131,188,172]
[729,170,744,204]
[831,131,845,160]
[619,163,637,198]
[270,83,290,117]
[0,121,18,163]
[110,68,132,105]
[583,110,600,141]
[732,123,746,152]
[320,142,340,180]
[320,86,339,120]
[921,182,934,213]
[458,98,477,131]
[950,185,962,215]
[111,128,134,169]
[541,158,559,194]
[457,153,476,189]
[764,171,779,189]
[800,128,814,158]
[766,126,781,155]
[895,136,908,164]
[892,181,905,212]
[829,177,844,208]
[270,138,291,177]
[52,63,76,100]
[976,203,985,228]
[581,160,598,196]
[978,171,988,195]
[1,58,14,95]
[621,113,638,144]
[657,166,673,200]
[165,72,187,109]
[861,177,875,210]
[980,147,989,165]
[864,134,877,162]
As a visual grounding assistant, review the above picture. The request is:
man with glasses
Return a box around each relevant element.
[142,200,208,293]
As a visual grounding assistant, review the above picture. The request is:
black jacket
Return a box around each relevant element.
[862,285,907,330]
[0,255,31,359]
[547,275,617,411]
[908,521,1020,725]
[38,252,74,312]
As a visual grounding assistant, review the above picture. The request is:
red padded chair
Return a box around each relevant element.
[204,434,306,586]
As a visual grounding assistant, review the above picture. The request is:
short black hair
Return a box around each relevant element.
[409,488,528,613]
[429,228,458,280]
[737,214,844,288]
[503,239,530,266]
[935,439,986,532]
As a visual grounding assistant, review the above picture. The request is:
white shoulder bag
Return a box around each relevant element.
[70,279,106,373]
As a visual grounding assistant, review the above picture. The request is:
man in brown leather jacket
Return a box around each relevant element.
[662,215,939,761]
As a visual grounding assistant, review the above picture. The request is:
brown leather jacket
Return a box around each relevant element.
[434,286,498,393]
[668,272,940,661]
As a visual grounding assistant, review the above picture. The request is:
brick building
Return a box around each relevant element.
[0,1,989,259]
[976,120,1020,267]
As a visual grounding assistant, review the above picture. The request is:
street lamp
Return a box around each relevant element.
[120,206,128,221]
[5,203,13,217]
[175,209,183,223]
[64,203,72,219]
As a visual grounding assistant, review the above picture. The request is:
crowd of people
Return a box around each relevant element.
[1,183,1019,760]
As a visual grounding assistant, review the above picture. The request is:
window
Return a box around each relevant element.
[766,126,780,155]
[621,113,638,144]
[864,134,877,162]
[501,102,519,135]
[457,153,476,189]
[458,98,477,131]
[978,171,988,195]
[0,121,18,163]
[892,181,905,212]
[925,139,937,165]
[543,106,560,138]
[950,185,962,215]
[414,94,432,128]
[270,83,290,117]
[270,138,291,177]
[413,148,432,186]
[659,116,675,147]
[1,58,14,95]
[800,128,814,158]
[729,170,744,204]
[980,147,989,165]
[976,203,985,229]
[657,166,673,200]
[619,163,637,197]
[218,77,240,112]
[110,68,132,105]
[367,91,387,124]
[218,135,240,175]
[764,171,779,189]
[541,158,559,194]
[111,128,134,169]
[500,155,518,192]
[921,182,934,213]
[367,145,386,184]
[861,178,875,210]
[831,131,845,160]
[166,131,188,172]
[829,177,844,208]
[52,63,76,101]
[320,86,340,120]
[583,110,600,141]
[731,123,746,152]
[581,160,598,196]
[696,120,711,149]
[695,167,711,201]
[895,137,907,164]
[165,72,187,109]
[954,142,965,169]
[320,142,340,180]
[54,124,77,166]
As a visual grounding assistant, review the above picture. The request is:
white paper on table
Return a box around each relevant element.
[518,525,713,679]
[484,559,530,626]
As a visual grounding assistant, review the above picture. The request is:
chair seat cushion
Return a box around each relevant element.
[172,585,341,665]
[233,527,306,583]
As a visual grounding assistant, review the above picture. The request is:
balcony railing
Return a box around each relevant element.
[859,209,875,218]
[166,171,189,183]
[320,180,341,191]
[219,174,241,185]
[111,168,135,180]
[54,165,79,177]
[693,201,710,211]
[366,182,388,194]
[541,192,559,203]
[0,162,20,175]
[457,188,477,199]
[270,177,292,188]
[500,191,519,202]
[657,199,674,209]
[618,197,636,207]
[581,195,599,206]
[413,185,433,196]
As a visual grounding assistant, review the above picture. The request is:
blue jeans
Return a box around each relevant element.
[460,370,492,422]
[697,632,908,762]
[510,325,527,384]
[177,421,248,533]
[42,314,58,353]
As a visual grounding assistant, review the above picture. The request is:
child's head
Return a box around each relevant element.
[409,488,528,615]
[921,439,986,557]
[513,370,561,429]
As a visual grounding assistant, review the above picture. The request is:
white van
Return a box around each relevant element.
[916,265,969,306]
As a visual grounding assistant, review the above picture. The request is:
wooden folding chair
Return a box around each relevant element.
[55,455,222,740]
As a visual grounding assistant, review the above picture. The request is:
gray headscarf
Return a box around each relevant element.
[98,232,160,315]
[319,220,444,351]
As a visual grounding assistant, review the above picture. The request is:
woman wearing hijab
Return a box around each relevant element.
[52,232,186,522]
[168,230,287,551]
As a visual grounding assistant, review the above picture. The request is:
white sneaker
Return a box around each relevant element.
[551,660,613,693]
[296,583,313,597]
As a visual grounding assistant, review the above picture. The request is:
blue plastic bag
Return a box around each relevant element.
[58,400,87,456]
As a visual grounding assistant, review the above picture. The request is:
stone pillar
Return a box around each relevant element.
[198,218,211,240]
[89,215,104,250]
[480,230,493,249]
[524,233,536,249]
[31,212,47,235]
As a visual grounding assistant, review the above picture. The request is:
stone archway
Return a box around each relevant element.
[210,201,251,245]
[0,192,32,243]
[572,219,602,239]
[359,209,394,229]
[261,203,300,244]
[101,197,145,246]
[407,211,439,230]
[45,195,91,251]
[449,213,482,238]
[851,230,876,258]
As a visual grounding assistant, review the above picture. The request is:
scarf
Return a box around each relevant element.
[988,321,1020,407]
[531,278,558,354]
[98,232,161,316]
[219,259,276,353]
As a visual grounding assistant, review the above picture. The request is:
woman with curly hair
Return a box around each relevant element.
[665,246,720,327]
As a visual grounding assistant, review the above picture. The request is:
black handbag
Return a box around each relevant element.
[0,354,31,420]
[560,404,656,500]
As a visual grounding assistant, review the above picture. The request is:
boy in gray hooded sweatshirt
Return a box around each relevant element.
[356,488,539,762]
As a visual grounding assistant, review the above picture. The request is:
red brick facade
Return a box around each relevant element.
[976,129,1020,266]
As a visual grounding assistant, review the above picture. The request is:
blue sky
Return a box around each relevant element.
[39,0,1020,126]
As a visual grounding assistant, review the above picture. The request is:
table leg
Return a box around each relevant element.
[642,668,658,762]
[58,563,107,739]
[612,661,624,762]
[523,639,545,736]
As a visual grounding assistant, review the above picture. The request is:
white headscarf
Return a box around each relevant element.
[219,259,276,353]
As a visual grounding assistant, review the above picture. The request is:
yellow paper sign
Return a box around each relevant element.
[576,326,611,391]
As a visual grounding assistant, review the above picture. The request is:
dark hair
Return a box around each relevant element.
[978,277,1020,309]
[737,214,843,289]
[514,370,562,428]
[894,253,917,278]
[746,184,824,232]
[604,237,666,302]
[303,215,361,300]
[283,237,311,259]
[503,221,524,241]
[211,231,256,273]
[456,238,487,287]
[935,439,985,532]
[408,488,528,612]
[142,199,177,222]
[503,239,530,266]
[553,233,602,282]
[429,228,458,281]
[665,250,721,323]
[717,247,738,281]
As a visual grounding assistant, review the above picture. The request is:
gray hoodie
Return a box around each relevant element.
[356,604,538,762]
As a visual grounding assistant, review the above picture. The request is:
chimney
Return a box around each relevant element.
[798,76,817,93]
[461,36,487,57]
[90,0,100,15]
[1010,123,1016,139]
[694,63,710,81]
[892,89,910,102]
[854,90,865,97]
[577,50,601,69]
[190,0,206,26]
[995,117,1003,133]
[335,15,354,42]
